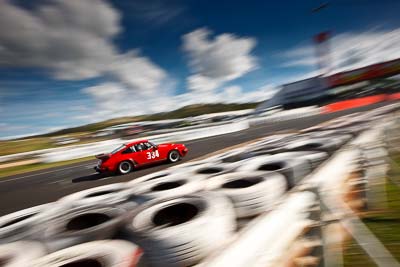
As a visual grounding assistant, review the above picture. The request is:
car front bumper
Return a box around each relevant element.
[181,148,189,156]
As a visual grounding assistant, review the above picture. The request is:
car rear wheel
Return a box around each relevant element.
[168,150,181,163]
[118,161,133,174]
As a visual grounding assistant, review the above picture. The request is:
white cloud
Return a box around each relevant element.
[81,82,178,122]
[0,1,268,129]
[183,28,258,92]
[219,84,278,103]
[221,86,242,100]
[129,0,184,26]
[186,74,222,92]
[82,83,126,114]
[170,84,277,108]
[0,0,177,124]
[281,28,400,74]
[109,52,167,95]
[0,0,119,79]
[0,0,169,95]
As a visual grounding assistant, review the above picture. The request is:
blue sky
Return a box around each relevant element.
[1,0,400,139]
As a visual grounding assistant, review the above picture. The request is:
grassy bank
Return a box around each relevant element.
[0,156,95,178]
[343,154,400,266]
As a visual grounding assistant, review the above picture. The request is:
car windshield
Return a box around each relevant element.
[110,144,125,154]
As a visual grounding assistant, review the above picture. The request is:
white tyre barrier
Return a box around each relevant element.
[0,241,47,267]
[0,204,52,243]
[202,192,317,267]
[284,137,344,154]
[126,192,235,267]
[249,134,294,148]
[114,191,150,212]
[187,163,236,178]
[58,183,129,208]
[247,137,300,154]
[302,131,353,143]
[250,134,298,148]
[217,152,253,163]
[130,173,204,200]
[207,149,255,164]
[32,240,142,267]
[127,169,185,187]
[169,159,212,170]
[273,151,329,169]
[39,206,125,252]
[238,155,311,189]
[206,171,287,218]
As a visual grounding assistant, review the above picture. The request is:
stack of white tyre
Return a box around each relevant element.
[32,240,142,267]
[206,171,287,218]
[37,205,126,252]
[0,204,53,243]
[238,154,312,189]
[0,241,46,267]
[129,173,204,200]
[126,192,235,267]
[57,183,130,208]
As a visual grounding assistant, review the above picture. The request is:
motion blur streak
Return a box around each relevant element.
[1,0,400,266]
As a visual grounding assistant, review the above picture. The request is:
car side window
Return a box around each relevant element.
[134,143,145,151]
[143,142,152,149]
[122,146,134,154]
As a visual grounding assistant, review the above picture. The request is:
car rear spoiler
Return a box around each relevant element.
[95,153,110,160]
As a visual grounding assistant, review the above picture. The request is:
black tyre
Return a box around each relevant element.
[168,150,181,163]
[118,161,133,174]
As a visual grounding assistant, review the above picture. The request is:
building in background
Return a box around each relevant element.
[256,76,329,112]
[256,58,400,113]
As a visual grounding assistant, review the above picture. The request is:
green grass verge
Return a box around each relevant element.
[0,138,54,156]
[0,156,95,178]
[343,154,400,266]
[343,241,377,267]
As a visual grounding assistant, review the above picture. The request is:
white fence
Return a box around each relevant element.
[249,106,321,125]
[0,107,320,164]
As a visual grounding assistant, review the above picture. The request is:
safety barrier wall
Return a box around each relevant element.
[38,120,250,163]
[200,116,393,267]
[322,95,387,113]
[249,107,321,125]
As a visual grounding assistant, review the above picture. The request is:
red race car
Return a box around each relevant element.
[94,140,188,174]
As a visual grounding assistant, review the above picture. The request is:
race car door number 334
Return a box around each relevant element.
[146,150,160,159]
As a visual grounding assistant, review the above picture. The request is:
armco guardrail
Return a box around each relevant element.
[38,120,249,163]
[249,106,321,125]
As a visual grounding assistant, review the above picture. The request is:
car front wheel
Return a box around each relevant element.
[168,150,181,163]
[118,161,133,174]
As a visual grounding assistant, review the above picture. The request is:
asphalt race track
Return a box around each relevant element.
[0,102,394,216]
